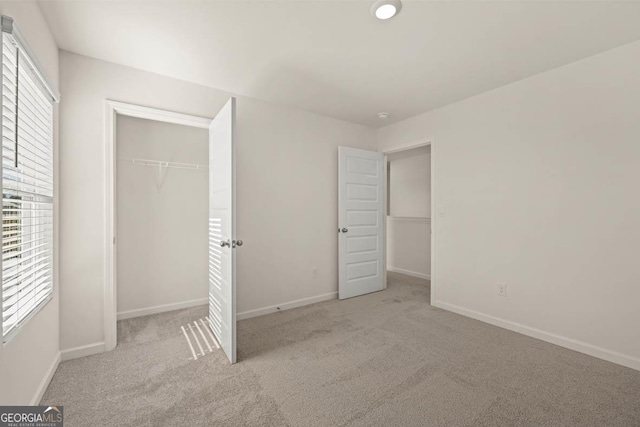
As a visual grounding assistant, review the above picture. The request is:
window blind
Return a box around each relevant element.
[1,27,55,341]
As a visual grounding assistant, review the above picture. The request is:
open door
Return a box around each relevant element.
[338,147,385,299]
[208,98,237,363]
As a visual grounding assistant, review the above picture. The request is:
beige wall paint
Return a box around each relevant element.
[388,146,431,218]
[0,1,60,405]
[116,117,208,316]
[58,51,376,353]
[386,218,430,279]
[234,98,376,317]
[378,40,640,370]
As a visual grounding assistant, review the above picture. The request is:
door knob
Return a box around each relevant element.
[220,240,230,247]
[341,228,348,233]
[235,240,243,247]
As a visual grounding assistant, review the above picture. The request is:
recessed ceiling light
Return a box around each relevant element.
[378,112,390,120]
[371,0,402,20]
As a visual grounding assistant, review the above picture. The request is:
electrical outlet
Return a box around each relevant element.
[497,283,507,297]
[312,268,319,279]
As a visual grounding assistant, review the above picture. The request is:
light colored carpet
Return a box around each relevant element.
[42,272,640,426]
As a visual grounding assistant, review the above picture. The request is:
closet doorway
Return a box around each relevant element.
[116,116,209,320]
[104,100,239,364]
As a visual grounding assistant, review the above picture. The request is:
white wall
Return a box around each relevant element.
[0,1,60,404]
[378,40,640,370]
[388,146,431,217]
[116,117,208,318]
[234,98,376,318]
[386,218,430,279]
[58,51,376,354]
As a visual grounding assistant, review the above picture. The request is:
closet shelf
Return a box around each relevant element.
[118,157,208,171]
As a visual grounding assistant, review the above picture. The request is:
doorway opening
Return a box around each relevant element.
[104,102,212,353]
[116,114,221,360]
[383,142,433,301]
[337,142,434,302]
[105,99,239,364]
[116,115,209,321]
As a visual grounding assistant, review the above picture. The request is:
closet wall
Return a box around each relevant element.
[116,116,208,319]
[387,146,431,279]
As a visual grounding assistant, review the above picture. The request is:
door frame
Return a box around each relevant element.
[380,139,435,304]
[104,100,212,351]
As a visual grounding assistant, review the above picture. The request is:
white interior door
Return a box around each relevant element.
[338,147,385,299]
[208,98,237,363]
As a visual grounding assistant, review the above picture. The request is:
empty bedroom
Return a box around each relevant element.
[0,1,639,426]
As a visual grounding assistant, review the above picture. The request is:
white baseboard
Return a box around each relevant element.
[61,342,106,361]
[387,266,431,280]
[433,300,640,372]
[117,298,208,321]
[237,292,338,320]
[60,295,336,362]
[30,351,61,405]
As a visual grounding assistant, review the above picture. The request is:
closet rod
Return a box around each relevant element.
[118,157,208,171]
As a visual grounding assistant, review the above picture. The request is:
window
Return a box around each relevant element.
[1,16,58,341]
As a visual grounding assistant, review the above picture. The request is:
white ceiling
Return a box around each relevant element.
[39,1,640,128]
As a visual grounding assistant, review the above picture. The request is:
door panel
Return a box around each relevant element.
[208,98,236,364]
[338,147,384,299]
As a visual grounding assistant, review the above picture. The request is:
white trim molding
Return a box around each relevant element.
[117,298,208,321]
[105,101,211,129]
[381,139,432,155]
[387,216,431,223]
[387,267,430,280]
[61,342,106,362]
[433,300,640,372]
[30,351,60,405]
[104,100,212,353]
[237,292,337,320]
[104,101,117,352]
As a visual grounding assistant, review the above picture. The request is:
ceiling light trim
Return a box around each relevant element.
[371,0,402,20]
